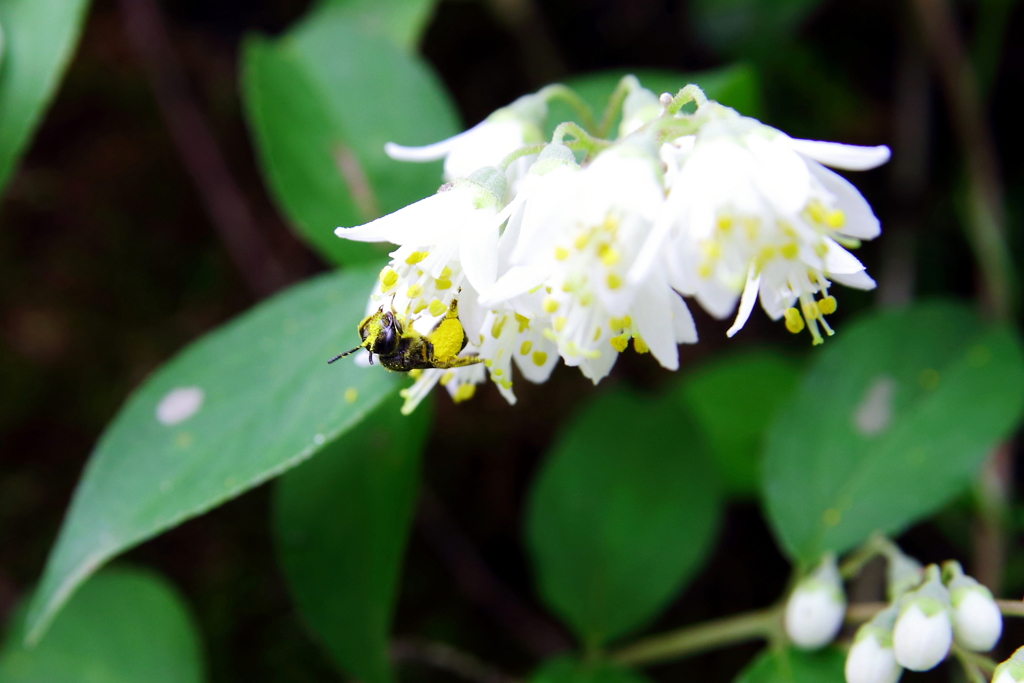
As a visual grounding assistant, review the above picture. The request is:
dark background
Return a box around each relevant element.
[1,0,1022,680]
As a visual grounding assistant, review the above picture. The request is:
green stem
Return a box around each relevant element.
[954,645,996,683]
[665,84,708,116]
[539,84,598,134]
[596,75,638,138]
[551,122,612,156]
[997,599,1024,617]
[610,607,781,667]
[498,143,548,170]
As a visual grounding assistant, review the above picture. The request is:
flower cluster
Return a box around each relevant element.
[782,541,1007,683]
[335,77,889,413]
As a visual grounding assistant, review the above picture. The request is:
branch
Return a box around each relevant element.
[416,487,573,659]
[117,0,293,297]
[391,638,522,683]
[610,607,781,667]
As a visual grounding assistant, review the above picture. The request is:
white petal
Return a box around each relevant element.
[823,237,867,274]
[514,334,558,383]
[460,219,499,293]
[747,134,811,215]
[478,266,547,307]
[336,190,470,245]
[830,269,877,290]
[671,292,698,343]
[727,271,761,337]
[632,279,679,371]
[384,134,462,163]
[790,139,891,171]
[694,278,739,320]
[809,162,882,239]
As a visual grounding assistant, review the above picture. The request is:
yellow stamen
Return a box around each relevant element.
[818,295,837,315]
[606,273,622,290]
[484,359,493,367]
[452,383,476,403]
[598,244,620,266]
[491,316,505,338]
[439,371,455,386]
[405,250,428,265]
[406,283,423,298]
[439,266,452,279]
[574,232,589,250]
[435,278,452,290]
[554,246,569,261]
[633,336,649,354]
[412,299,428,314]
[802,300,821,320]
[780,243,799,260]
[500,379,513,390]
[825,209,846,229]
[554,316,566,332]
[610,333,629,353]
[806,200,827,224]
[716,214,734,232]
[520,340,533,355]
[515,313,530,332]
[532,351,548,367]
[492,368,503,377]
[784,308,805,334]
[428,299,446,317]
[543,297,559,313]
[409,369,422,379]
[379,267,398,292]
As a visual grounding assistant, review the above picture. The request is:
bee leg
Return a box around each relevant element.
[431,355,483,369]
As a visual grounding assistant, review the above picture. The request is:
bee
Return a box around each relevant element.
[328,295,483,372]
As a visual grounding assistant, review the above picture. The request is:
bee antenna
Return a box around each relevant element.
[327,344,364,364]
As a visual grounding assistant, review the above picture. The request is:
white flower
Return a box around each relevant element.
[384,92,546,184]
[633,104,890,344]
[993,646,1024,683]
[892,566,953,671]
[846,608,903,683]
[481,140,696,383]
[785,554,846,650]
[944,562,1002,652]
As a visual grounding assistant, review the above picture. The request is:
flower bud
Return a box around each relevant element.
[785,554,847,649]
[942,561,1002,652]
[993,646,1024,683]
[892,566,952,671]
[885,546,923,601]
[846,607,903,683]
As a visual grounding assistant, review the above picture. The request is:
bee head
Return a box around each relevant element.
[359,306,402,356]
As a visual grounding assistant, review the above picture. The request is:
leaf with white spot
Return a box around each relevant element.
[763,301,1024,564]
[24,266,399,645]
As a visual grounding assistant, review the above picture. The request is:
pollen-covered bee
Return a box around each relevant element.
[328,296,482,372]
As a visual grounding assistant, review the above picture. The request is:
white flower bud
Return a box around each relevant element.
[892,566,952,671]
[994,646,1024,683]
[785,554,847,649]
[885,547,923,601]
[846,607,902,683]
[943,562,1002,652]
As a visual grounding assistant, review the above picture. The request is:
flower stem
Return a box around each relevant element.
[609,607,782,667]
[551,122,612,156]
[665,84,709,116]
[539,84,598,134]
[596,75,638,138]
[498,143,548,170]
[954,645,996,683]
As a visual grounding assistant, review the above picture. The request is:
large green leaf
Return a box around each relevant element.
[526,390,721,648]
[275,393,428,683]
[678,350,800,496]
[0,567,203,682]
[531,657,654,683]
[24,266,400,644]
[313,0,437,48]
[240,4,460,267]
[763,301,1024,564]
[0,0,90,193]
[549,64,763,137]
[734,648,846,683]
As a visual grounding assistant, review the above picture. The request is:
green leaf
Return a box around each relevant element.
[0,0,91,193]
[312,0,437,48]
[735,648,846,683]
[678,350,801,496]
[525,390,721,648]
[763,301,1024,564]
[550,64,763,136]
[24,266,400,644]
[240,5,460,267]
[275,393,428,683]
[0,566,204,682]
[689,0,825,58]
[530,657,655,683]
